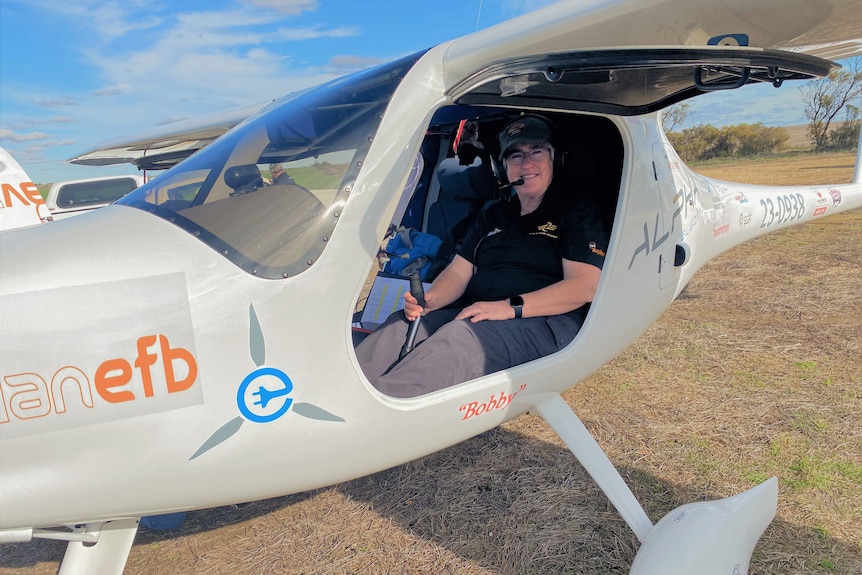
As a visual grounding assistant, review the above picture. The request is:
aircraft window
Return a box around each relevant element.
[55,177,139,208]
[116,50,425,278]
[139,169,209,208]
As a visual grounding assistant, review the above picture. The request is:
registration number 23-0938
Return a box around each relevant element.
[760,193,805,229]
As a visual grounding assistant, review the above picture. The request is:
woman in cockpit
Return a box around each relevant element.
[356,115,609,398]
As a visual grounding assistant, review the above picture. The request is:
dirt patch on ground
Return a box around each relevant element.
[2,154,859,575]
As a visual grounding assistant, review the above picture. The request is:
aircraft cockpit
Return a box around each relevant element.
[108,41,835,397]
[351,106,623,322]
[111,43,827,284]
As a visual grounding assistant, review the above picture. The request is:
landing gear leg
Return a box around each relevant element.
[58,518,139,575]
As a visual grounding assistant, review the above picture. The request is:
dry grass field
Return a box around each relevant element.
[782,124,812,149]
[1,153,859,575]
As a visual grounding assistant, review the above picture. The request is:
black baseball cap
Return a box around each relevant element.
[498,116,553,159]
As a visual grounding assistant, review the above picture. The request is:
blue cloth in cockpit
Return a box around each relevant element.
[382,227,443,281]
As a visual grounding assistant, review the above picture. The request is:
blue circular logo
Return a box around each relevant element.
[237,367,294,423]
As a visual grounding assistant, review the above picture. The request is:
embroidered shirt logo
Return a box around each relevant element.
[589,241,606,257]
[530,221,558,238]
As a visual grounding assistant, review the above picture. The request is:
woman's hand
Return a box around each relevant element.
[401,255,473,322]
[403,291,426,322]
[455,300,514,322]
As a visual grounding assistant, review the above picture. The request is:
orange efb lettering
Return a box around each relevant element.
[3,373,51,420]
[95,359,135,403]
[159,335,197,393]
[50,366,95,413]
[134,335,159,398]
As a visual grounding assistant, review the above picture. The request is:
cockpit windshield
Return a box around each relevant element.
[117,51,425,278]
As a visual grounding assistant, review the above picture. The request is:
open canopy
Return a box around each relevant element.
[105,43,834,279]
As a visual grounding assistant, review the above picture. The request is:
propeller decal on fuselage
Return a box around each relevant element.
[189,304,344,460]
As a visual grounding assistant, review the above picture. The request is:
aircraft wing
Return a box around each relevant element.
[779,39,862,61]
[68,0,860,170]
[67,101,272,169]
[440,0,862,84]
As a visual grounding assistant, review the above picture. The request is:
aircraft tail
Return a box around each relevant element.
[0,147,52,231]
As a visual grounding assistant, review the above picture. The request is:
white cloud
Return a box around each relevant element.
[36,96,78,108]
[242,0,319,15]
[5,117,76,129]
[0,129,51,142]
[501,0,558,17]
[91,86,125,97]
[8,1,357,135]
[21,139,78,151]
[276,26,359,41]
[172,9,274,39]
[327,55,384,73]
[154,116,196,126]
[1,0,394,180]
[78,7,355,89]
[685,84,809,128]
[15,0,164,45]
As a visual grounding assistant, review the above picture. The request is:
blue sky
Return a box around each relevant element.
[0,0,832,184]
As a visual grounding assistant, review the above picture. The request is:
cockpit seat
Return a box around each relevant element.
[427,157,497,241]
[425,156,499,280]
[225,164,264,196]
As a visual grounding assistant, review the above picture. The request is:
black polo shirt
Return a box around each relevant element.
[456,185,608,307]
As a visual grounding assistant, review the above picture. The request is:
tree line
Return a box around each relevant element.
[666,122,791,163]
[664,56,861,162]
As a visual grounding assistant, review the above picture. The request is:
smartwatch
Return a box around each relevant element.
[509,295,524,319]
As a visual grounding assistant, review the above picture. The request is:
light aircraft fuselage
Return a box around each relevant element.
[1,1,860,573]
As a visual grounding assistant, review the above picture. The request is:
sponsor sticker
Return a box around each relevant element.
[0,273,202,439]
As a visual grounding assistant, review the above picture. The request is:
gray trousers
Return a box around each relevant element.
[355,307,585,398]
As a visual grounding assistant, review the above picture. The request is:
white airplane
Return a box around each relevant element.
[1,1,861,574]
[0,146,52,231]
